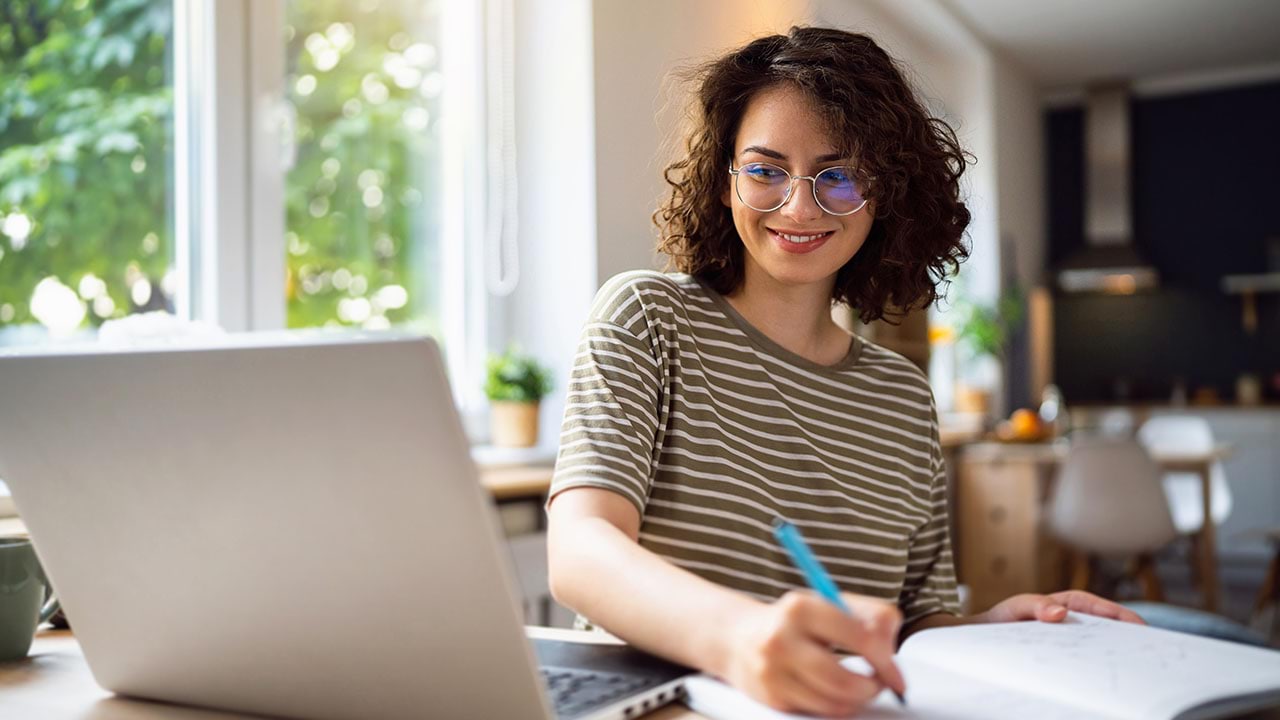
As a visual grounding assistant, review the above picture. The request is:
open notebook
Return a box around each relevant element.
[685,613,1280,720]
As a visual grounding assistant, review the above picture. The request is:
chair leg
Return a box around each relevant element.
[1135,553,1164,603]
[1186,532,1203,593]
[1253,546,1280,618]
[1069,551,1092,592]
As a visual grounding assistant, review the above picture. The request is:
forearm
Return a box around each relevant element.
[901,601,1033,643]
[899,610,968,643]
[547,514,761,677]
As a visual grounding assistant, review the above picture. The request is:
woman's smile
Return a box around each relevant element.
[767,227,835,254]
[726,84,875,289]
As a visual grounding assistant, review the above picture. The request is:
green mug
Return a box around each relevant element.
[0,537,61,662]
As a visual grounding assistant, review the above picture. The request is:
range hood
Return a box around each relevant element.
[1056,85,1159,294]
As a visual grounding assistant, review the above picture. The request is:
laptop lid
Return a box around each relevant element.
[0,333,553,720]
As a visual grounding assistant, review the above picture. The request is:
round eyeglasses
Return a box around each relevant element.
[728,162,869,216]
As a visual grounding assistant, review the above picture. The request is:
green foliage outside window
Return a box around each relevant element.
[0,0,444,338]
[284,0,443,333]
[0,0,174,334]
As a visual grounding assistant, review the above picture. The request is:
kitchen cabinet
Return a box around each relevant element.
[954,443,1066,613]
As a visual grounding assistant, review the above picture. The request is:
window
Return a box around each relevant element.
[0,0,489,422]
[284,1,445,337]
[0,0,177,344]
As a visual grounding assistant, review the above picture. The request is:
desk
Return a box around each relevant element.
[0,465,555,540]
[0,628,700,719]
[956,442,1232,612]
[484,465,555,503]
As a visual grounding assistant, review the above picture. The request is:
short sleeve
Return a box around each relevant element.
[549,308,664,517]
[897,430,962,624]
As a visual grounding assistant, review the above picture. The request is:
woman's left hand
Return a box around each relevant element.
[979,590,1146,625]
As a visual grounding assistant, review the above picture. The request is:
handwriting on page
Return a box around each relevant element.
[965,614,1197,696]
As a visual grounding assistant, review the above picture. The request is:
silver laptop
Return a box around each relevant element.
[0,332,688,720]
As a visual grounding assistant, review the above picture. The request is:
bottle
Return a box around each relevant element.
[1038,384,1066,438]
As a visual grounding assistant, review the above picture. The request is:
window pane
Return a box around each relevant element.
[0,0,176,345]
[285,0,443,336]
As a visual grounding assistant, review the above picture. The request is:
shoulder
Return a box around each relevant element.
[853,338,937,411]
[589,270,698,324]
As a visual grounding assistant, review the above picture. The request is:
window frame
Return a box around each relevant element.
[181,0,490,428]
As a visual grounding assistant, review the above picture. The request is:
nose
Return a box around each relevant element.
[779,177,823,223]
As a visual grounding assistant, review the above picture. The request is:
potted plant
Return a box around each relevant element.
[953,287,1024,418]
[484,346,553,447]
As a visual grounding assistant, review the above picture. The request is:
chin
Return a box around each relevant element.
[759,263,841,289]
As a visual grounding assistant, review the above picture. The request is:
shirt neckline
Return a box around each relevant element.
[693,276,862,375]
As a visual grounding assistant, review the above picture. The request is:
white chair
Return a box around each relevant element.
[1047,437,1179,600]
[1136,416,1232,535]
[1095,408,1137,437]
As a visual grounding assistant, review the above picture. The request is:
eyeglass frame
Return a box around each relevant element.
[727,161,870,216]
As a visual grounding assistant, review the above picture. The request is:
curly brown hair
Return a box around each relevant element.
[655,26,971,322]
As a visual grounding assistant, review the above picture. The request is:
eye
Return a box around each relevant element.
[818,166,855,185]
[742,163,787,182]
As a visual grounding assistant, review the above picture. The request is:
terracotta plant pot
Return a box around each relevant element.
[490,401,540,447]
[954,384,992,416]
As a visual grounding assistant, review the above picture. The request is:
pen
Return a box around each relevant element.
[772,517,907,706]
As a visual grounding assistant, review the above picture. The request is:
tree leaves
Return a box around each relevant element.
[0,0,171,330]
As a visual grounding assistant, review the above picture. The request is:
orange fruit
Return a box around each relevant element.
[1009,409,1042,440]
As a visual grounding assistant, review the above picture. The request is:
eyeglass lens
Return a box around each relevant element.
[735,162,866,215]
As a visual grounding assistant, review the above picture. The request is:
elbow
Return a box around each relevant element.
[545,522,583,612]
[547,562,574,610]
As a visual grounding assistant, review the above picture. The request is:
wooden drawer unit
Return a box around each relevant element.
[955,445,1064,612]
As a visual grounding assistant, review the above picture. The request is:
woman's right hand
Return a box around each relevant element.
[718,590,905,718]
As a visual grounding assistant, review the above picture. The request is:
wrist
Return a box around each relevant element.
[705,595,768,679]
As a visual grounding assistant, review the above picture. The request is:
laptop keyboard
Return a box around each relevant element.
[540,665,657,719]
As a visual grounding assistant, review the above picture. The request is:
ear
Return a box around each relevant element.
[721,186,732,209]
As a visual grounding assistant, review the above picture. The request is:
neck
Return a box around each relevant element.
[724,264,848,365]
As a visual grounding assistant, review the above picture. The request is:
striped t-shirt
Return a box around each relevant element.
[550,270,960,625]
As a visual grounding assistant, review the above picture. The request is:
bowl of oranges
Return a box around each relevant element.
[994,408,1051,443]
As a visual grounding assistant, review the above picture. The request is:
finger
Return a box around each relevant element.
[788,638,885,708]
[1051,591,1146,624]
[842,594,904,641]
[781,665,879,718]
[797,594,905,696]
[1035,596,1069,623]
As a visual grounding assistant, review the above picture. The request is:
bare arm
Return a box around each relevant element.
[547,487,905,717]
[900,592,1146,645]
[546,487,759,673]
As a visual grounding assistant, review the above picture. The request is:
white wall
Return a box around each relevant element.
[503,0,598,452]
[591,0,814,284]
[992,54,1046,290]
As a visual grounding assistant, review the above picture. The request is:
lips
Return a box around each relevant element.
[768,228,834,254]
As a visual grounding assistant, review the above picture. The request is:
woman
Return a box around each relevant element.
[546,26,1140,717]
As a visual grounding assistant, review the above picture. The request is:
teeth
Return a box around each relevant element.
[778,231,828,244]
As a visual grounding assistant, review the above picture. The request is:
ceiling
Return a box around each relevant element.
[941,0,1280,90]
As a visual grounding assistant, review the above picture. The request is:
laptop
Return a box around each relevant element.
[0,332,690,720]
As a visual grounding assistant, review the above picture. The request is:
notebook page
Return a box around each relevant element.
[684,655,1110,720]
[899,612,1280,719]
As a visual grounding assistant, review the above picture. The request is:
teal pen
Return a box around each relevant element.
[772,517,907,706]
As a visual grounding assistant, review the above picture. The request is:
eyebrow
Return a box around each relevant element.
[740,145,847,164]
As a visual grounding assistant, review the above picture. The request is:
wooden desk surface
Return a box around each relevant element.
[0,465,554,539]
[1,628,701,720]
[483,464,554,502]
[957,440,1233,466]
